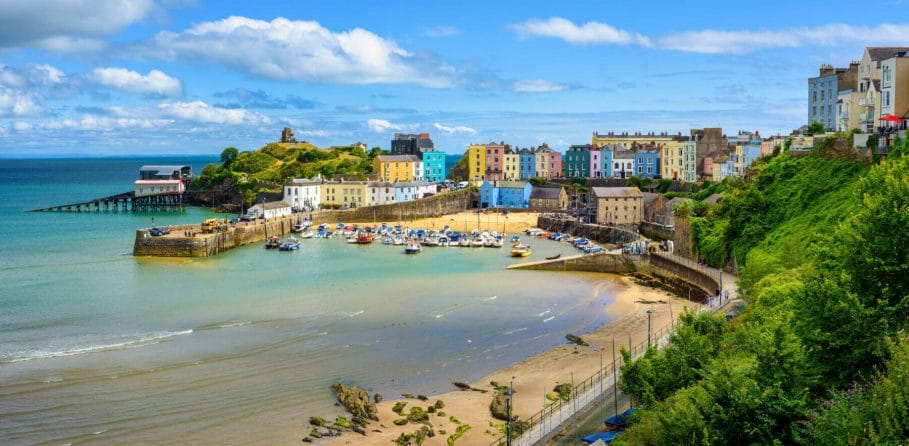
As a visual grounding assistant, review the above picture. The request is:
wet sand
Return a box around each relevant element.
[324,275,700,445]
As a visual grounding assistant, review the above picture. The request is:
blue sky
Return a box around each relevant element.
[0,0,907,156]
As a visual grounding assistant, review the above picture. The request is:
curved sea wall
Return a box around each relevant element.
[133,217,295,257]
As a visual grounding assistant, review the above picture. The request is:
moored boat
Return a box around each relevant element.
[355,230,374,244]
[510,243,532,257]
[279,237,300,251]
[265,235,281,249]
[404,240,422,254]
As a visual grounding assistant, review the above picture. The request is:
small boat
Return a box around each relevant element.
[546,253,561,260]
[265,235,281,249]
[355,230,374,244]
[510,244,532,257]
[299,229,314,239]
[438,235,450,246]
[459,237,471,247]
[491,238,503,248]
[279,237,300,251]
[393,235,404,245]
[404,241,422,254]
[511,235,521,243]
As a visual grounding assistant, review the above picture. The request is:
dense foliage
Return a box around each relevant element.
[616,137,909,445]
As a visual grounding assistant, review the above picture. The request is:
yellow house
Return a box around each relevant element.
[320,181,367,208]
[593,131,685,153]
[502,152,520,180]
[466,144,487,185]
[373,155,419,183]
[662,144,686,180]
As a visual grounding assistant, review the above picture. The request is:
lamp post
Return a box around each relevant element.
[505,378,514,446]
[646,306,654,348]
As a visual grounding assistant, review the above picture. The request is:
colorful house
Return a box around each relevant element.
[518,149,537,179]
[466,144,487,185]
[485,143,506,181]
[421,150,446,183]
[320,181,367,208]
[599,147,614,179]
[479,180,533,208]
[284,178,321,211]
[565,145,591,178]
[634,148,661,179]
[529,186,568,211]
[682,140,698,182]
[502,151,520,180]
[367,181,395,206]
[373,155,420,183]
[613,151,635,179]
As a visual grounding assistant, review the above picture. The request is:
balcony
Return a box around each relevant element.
[858,98,875,107]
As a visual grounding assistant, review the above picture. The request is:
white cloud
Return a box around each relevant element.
[0,86,41,116]
[159,101,271,125]
[433,122,477,135]
[512,79,569,93]
[657,23,909,54]
[37,36,108,53]
[91,67,182,97]
[422,26,460,38]
[367,118,407,133]
[510,17,652,46]
[141,16,458,87]
[0,0,155,49]
[12,121,31,131]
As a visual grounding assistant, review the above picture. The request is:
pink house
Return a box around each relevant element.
[485,142,505,181]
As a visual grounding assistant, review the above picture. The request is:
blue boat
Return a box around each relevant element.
[582,430,619,444]
[278,237,300,251]
[604,407,635,429]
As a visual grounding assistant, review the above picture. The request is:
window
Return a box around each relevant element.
[885,91,891,107]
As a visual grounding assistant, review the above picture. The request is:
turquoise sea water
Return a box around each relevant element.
[0,158,619,445]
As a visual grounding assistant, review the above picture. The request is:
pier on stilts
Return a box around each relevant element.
[30,192,185,213]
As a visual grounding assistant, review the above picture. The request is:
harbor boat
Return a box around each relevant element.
[279,237,301,251]
[355,230,374,244]
[491,237,504,248]
[292,223,305,233]
[393,235,405,245]
[511,235,521,243]
[382,235,394,245]
[459,237,472,247]
[510,243,532,257]
[545,253,561,260]
[438,235,450,246]
[404,240,422,254]
[265,235,281,249]
[299,228,314,239]
[471,237,485,247]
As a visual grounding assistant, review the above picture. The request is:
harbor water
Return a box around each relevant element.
[0,158,622,445]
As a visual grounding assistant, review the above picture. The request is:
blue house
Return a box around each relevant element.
[634,149,661,179]
[741,145,763,170]
[480,180,532,208]
[422,150,446,182]
[599,147,614,178]
[519,149,537,179]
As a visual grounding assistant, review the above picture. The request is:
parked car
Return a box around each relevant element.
[239,213,257,221]
[149,227,170,236]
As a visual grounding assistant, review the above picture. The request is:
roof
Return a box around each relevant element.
[703,193,725,205]
[667,197,694,206]
[614,151,635,159]
[376,155,421,162]
[530,187,563,200]
[641,192,661,204]
[367,181,394,188]
[866,47,909,61]
[288,178,321,185]
[395,181,435,187]
[487,180,530,189]
[260,200,291,210]
[139,165,189,174]
[134,179,181,184]
[591,187,643,198]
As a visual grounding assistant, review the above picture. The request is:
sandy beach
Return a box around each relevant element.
[316,210,544,236]
[324,273,700,446]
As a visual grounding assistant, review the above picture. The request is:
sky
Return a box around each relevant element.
[0,0,907,157]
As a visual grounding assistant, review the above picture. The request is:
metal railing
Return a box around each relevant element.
[488,300,724,446]
[650,251,724,289]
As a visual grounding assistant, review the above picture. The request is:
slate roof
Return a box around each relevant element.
[530,187,563,200]
[591,187,643,198]
[866,47,909,61]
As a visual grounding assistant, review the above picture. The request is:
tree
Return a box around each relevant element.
[220,147,239,169]
[807,121,825,136]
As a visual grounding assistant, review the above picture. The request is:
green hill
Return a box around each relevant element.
[191,143,379,205]
[616,137,909,445]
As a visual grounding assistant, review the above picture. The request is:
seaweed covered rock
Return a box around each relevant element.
[407,406,431,425]
[434,400,445,410]
[309,416,326,427]
[490,391,510,421]
[374,393,383,404]
[566,334,589,346]
[392,401,408,414]
[331,383,378,421]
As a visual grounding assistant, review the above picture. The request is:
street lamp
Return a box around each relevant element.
[505,377,514,446]
[646,306,654,348]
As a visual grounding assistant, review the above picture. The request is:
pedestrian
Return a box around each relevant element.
[724,290,729,301]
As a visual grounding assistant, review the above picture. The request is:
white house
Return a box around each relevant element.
[367,181,396,206]
[411,160,424,181]
[284,178,321,211]
[413,181,437,198]
[134,179,184,197]
[248,200,292,219]
[612,151,635,179]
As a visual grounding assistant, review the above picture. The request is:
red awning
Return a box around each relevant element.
[879,114,903,122]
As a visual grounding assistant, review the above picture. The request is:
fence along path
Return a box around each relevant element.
[488,277,731,446]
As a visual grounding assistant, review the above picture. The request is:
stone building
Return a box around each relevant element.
[589,187,643,226]
[529,186,568,211]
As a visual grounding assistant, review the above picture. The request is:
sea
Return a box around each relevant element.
[0,157,619,445]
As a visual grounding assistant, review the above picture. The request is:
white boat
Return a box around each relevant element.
[404,241,422,254]
[393,235,404,245]
[459,237,472,247]
[299,229,314,239]
[471,237,485,247]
